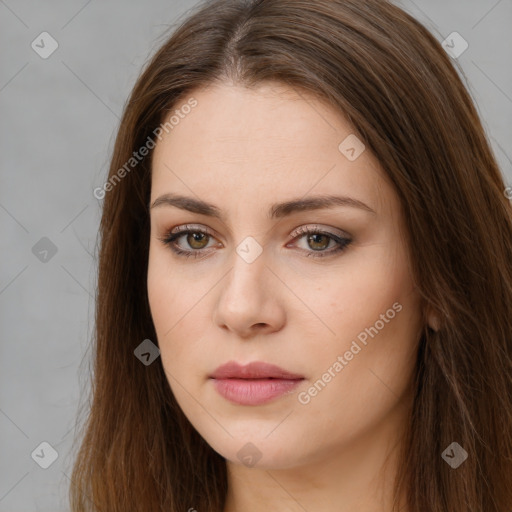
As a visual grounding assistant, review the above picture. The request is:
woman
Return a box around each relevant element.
[69,0,512,510]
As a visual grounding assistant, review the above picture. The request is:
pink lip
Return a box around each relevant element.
[209,361,304,405]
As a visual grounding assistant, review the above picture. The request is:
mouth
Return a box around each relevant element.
[209,361,304,405]
[209,360,304,380]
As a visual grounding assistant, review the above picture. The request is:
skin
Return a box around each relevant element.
[147,81,433,512]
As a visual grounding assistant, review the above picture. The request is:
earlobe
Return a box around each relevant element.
[426,305,441,332]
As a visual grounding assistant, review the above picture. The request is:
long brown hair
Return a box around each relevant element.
[69,0,512,510]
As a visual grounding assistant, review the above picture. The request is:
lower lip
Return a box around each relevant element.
[211,378,303,405]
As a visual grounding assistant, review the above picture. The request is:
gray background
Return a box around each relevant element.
[1,0,511,510]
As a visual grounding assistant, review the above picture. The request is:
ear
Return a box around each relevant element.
[426,305,441,332]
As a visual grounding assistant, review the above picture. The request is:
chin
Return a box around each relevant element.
[201,431,312,470]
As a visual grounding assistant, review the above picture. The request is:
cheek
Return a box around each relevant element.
[147,248,187,358]
[308,240,421,384]
[147,260,211,423]
[147,250,174,331]
[147,240,194,327]
[323,244,413,337]
[147,246,212,382]
[298,263,420,442]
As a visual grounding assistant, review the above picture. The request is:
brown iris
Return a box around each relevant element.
[307,233,330,251]
[187,232,209,249]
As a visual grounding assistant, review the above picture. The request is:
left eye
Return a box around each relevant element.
[159,225,352,259]
[288,226,352,258]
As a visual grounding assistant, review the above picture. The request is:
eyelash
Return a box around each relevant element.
[158,224,352,260]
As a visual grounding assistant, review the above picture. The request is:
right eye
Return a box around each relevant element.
[159,225,220,259]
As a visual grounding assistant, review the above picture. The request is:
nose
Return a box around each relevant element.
[213,246,286,339]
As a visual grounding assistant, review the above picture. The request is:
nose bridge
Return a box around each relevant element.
[224,236,268,301]
[213,235,284,335]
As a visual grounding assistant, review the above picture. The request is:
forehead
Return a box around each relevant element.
[150,81,394,219]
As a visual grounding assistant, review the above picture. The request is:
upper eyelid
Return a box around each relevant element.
[291,224,350,239]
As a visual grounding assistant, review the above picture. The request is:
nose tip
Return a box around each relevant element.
[213,261,286,338]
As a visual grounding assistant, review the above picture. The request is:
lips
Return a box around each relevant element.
[209,361,304,405]
[209,361,304,380]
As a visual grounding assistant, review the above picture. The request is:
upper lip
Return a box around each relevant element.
[209,361,304,380]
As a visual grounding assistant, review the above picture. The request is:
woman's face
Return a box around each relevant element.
[148,81,424,469]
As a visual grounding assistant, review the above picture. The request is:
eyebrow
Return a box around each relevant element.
[150,193,376,220]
